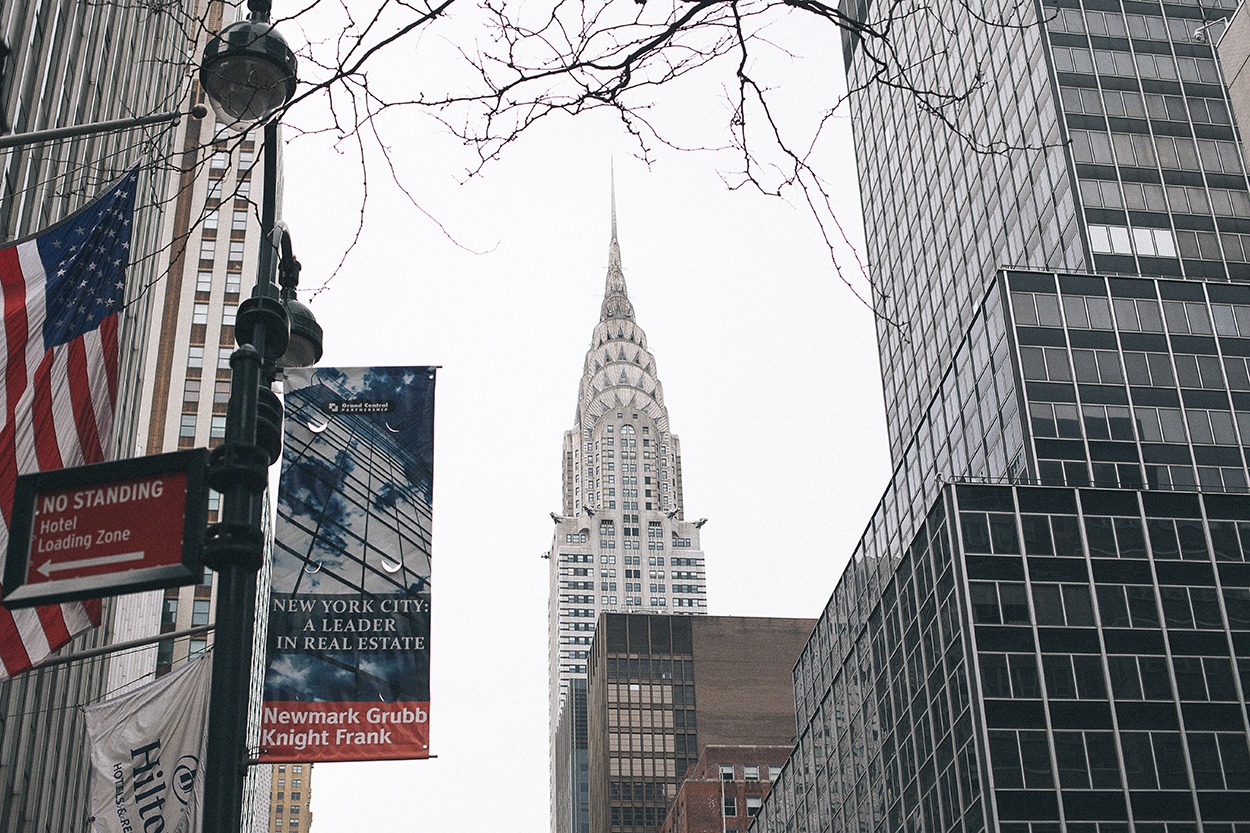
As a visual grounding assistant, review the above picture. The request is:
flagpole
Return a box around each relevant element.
[35,624,216,669]
[0,105,207,150]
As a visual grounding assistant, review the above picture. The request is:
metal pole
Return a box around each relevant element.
[0,105,206,150]
[35,624,217,668]
[201,117,283,833]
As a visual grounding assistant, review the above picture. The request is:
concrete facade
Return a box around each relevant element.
[1220,5,1250,167]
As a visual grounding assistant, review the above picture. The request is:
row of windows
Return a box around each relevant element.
[209,146,257,172]
[1021,343,1250,392]
[1078,178,1250,219]
[201,207,252,233]
[1060,85,1232,128]
[1070,129,1244,175]
[722,795,763,817]
[1053,47,1221,86]
[1087,224,1176,258]
[971,578,1250,631]
[717,763,774,781]
[1010,290,1250,334]
[194,270,242,295]
[179,413,227,440]
[1030,400,1250,446]
[160,598,211,627]
[1046,6,1230,40]
[990,727,1250,792]
[205,177,251,203]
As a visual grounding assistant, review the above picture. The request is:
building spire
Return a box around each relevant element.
[601,163,634,321]
[610,160,618,243]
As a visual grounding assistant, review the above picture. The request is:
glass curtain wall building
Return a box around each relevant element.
[750,0,1250,825]
[845,0,1245,466]
[755,478,1250,833]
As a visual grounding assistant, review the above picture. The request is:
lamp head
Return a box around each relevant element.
[277,291,323,368]
[199,20,297,126]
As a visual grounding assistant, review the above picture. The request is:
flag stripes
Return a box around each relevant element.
[0,168,137,681]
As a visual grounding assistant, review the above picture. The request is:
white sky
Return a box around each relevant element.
[273,4,893,827]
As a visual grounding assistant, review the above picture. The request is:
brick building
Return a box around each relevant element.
[265,761,313,833]
[658,745,791,833]
[586,613,812,833]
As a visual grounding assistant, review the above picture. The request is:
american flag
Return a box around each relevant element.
[0,167,138,681]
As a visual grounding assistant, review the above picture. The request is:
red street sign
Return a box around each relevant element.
[2,448,209,608]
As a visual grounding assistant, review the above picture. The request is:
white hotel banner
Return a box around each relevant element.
[83,652,211,833]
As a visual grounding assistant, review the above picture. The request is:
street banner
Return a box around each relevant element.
[260,367,436,762]
[83,651,211,833]
[0,167,139,680]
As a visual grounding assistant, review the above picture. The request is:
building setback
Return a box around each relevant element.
[755,475,1250,832]
[748,0,1250,825]
[548,192,710,833]
[585,613,812,833]
[657,745,791,833]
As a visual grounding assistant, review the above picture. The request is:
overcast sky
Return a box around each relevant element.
[272,4,892,827]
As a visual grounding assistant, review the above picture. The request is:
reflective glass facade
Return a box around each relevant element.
[844,0,1248,464]
[755,483,1250,832]
[743,0,1250,825]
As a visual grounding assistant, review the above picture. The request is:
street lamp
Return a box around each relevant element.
[200,13,297,127]
[199,4,321,833]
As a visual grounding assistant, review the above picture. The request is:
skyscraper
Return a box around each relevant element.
[548,193,709,833]
[749,0,1250,829]
[847,0,1243,471]
[127,1,306,826]
[0,3,195,831]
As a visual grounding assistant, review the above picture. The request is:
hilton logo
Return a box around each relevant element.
[323,399,394,415]
[171,755,200,806]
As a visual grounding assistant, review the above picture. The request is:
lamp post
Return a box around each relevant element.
[198,4,320,833]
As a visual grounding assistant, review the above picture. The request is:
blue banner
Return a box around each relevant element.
[260,367,435,762]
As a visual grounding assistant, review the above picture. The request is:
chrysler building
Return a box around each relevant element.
[548,190,708,833]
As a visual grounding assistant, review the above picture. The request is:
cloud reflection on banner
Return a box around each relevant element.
[259,367,435,762]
